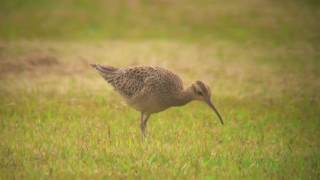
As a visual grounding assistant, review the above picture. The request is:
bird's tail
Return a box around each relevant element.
[90,64,118,81]
[90,64,118,73]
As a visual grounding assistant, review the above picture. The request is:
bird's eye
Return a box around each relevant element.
[197,91,203,96]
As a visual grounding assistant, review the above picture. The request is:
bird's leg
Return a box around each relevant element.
[140,112,150,139]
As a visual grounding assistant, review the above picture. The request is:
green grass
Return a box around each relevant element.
[0,0,319,45]
[1,0,320,178]
[0,40,319,179]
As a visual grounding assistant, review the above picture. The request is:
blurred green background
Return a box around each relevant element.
[1,0,319,44]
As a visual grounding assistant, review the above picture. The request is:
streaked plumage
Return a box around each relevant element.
[91,64,224,138]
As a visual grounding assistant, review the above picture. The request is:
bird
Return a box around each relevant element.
[90,64,224,138]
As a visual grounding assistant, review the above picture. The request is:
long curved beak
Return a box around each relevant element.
[206,99,224,125]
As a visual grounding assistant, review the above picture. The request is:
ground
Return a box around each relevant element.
[0,0,320,179]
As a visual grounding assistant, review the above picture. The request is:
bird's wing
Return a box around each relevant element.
[108,66,156,98]
[133,67,184,98]
[93,65,183,99]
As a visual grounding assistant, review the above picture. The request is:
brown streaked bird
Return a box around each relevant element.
[91,64,224,138]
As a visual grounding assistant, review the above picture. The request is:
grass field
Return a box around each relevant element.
[1,0,320,179]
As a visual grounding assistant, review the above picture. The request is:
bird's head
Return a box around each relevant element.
[191,80,224,125]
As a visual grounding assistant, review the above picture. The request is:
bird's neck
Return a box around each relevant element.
[173,87,195,106]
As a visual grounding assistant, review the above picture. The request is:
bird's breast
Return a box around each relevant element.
[126,93,178,113]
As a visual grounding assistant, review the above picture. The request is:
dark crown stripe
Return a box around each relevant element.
[196,81,207,94]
